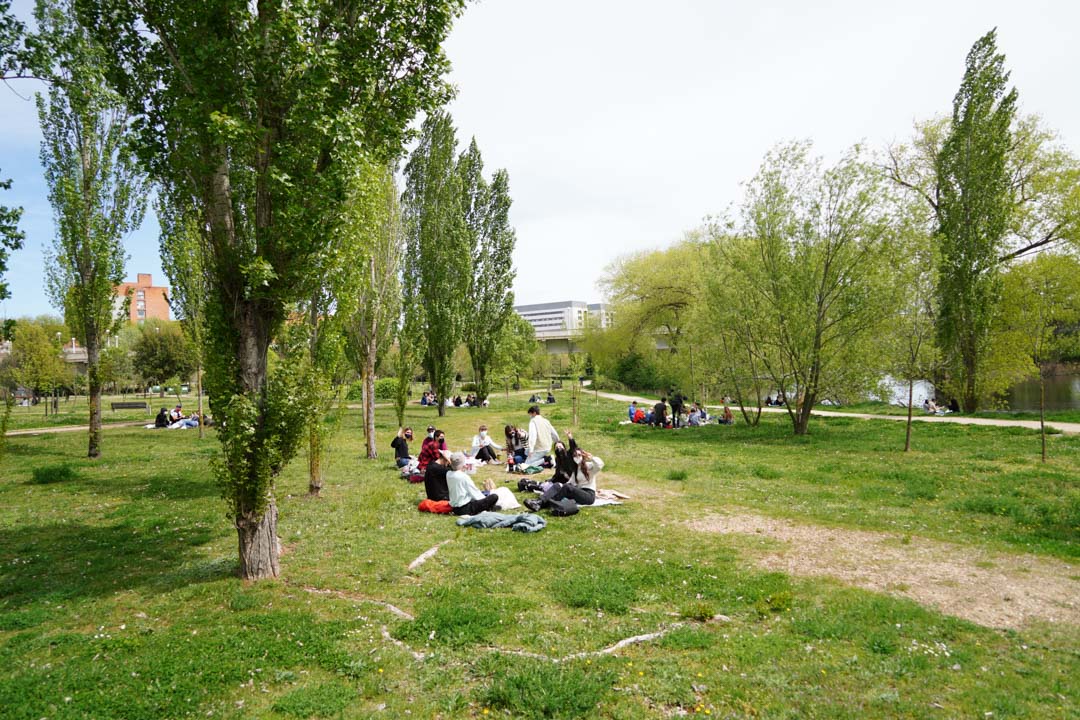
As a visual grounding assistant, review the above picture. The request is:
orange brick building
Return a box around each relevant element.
[114,273,171,324]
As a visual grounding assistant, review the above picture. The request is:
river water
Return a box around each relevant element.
[1005,372,1080,412]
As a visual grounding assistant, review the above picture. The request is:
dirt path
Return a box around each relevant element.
[4,420,147,437]
[689,512,1079,630]
[598,391,1080,435]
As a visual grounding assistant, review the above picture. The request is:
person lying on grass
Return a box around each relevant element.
[447,452,499,516]
[525,435,602,512]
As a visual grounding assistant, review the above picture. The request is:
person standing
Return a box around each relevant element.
[525,405,559,466]
[670,391,684,428]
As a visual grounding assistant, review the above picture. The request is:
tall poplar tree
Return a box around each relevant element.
[37,0,147,458]
[81,0,464,579]
[935,29,1018,412]
[403,112,470,417]
[460,139,517,403]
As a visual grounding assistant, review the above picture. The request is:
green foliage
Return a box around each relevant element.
[460,138,518,403]
[0,171,23,301]
[709,142,895,435]
[29,464,78,484]
[479,661,614,719]
[392,587,501,647]
[132,321,195,391]
[4,321,70,399]
[404,112,472,417]
[935,30,1019,412]
[374,377,399,400]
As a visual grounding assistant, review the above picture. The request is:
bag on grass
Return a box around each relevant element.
[548,498,579,517]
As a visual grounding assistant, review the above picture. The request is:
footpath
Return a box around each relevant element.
[597,391,1080,435]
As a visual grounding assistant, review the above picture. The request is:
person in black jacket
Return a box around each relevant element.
[154,407,169,428]
[653,397,667,428]
[670,391,684,428]
[390,427,414,468]
[423,451,451,502]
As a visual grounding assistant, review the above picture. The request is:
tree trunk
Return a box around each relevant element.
[308,423,323,495]
[904,378,914,452]
[363,361,378,460]
[87,340,102,458]
[793,392,815,436]
[1039,368,1046,463]
[196,362,204,440]
[236,501,280,579]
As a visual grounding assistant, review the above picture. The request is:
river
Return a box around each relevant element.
[1004,372,1080,412]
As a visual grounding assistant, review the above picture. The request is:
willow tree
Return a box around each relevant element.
[718,142,895,435]
[38,0,147,459]
[81,0,464,579]
[403,112,471,417]
[344,162,403,460]
[458,140,517,403]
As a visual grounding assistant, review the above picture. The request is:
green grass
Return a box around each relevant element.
[0,393,1076,718]
[3,393,200,431]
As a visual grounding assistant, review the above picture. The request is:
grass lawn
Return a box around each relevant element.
[1,396,1077,719]
[3,393,200,431]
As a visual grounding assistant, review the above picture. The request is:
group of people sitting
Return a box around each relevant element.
[626,396,734,428]
[389,405,604,516]
[418,390,489,408]
[923,397,955,415]
[528,392,556,404]
[152,404,207,430]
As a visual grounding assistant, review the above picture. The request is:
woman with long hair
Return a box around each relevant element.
[525,431,602,511]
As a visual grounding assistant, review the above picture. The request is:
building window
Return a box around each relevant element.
[136,290,145,300]
[137,309,146,318]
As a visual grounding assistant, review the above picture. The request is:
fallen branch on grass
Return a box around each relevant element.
[293,583,414,620]
[407,540,452,572]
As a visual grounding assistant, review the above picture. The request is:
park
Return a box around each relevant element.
[1,1,1079,718]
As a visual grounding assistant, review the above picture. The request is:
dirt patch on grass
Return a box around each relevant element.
[688,512,1079,630]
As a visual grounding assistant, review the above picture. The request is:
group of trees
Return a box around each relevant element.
[402,113,520,418]
[589,30,1080,449]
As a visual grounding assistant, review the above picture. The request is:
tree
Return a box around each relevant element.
[7,322,70,413]
[81,0,464,579]
[0,171,24,300]
[344,162,403,460]
[998,253,1080,461]
[716,142,895,435]
[37,0,147,458]
[491,312,542,392]
[158,196,208,437]
[403,111,471,417]
[459,139,517,403]
[935,29,1018,413]
[132,322,194,399]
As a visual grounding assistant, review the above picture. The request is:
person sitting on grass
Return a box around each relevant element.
[469,424,502,463]
[447,452,499,516]
[391,427,414,468]
[424,450,451,502]
[154,407,169,428]
[653,397,667,428]
[169,404,184,423]
[417,429,447,472]
[525,435,602,512]
[504,424,528,466]
[168,411,200,429]
[719,403,734,425]
[627,400,638,422]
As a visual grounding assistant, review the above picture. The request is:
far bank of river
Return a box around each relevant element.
[1005,369,1080,412]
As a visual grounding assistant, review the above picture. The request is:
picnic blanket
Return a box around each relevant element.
[455,512,546,533]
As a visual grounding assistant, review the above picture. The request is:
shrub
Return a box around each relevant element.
[589,376,626,393]
[374,377,400,400]
[30,465,78,485]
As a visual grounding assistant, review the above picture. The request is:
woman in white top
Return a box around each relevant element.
[469,424,502,463]
[526,433,603,511]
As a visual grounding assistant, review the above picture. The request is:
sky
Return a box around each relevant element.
[2,0,1078,319]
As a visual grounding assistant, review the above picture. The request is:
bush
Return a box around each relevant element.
[374,377,400,400]
[589,376,626,392]
[345,380,363,401]
[30,465,78,485]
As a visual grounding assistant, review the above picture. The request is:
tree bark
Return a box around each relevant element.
[87,340,102,458]
[308,423,323,496]
[236,501,280,580]
[364,362,377,459]
[1039,368,1046,463]
[196,361,203,440]
[904,378,914,452]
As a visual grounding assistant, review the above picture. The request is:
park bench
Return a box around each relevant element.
[110,401,150,412]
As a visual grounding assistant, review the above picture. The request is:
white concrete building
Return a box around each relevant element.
[514,301,612,353]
